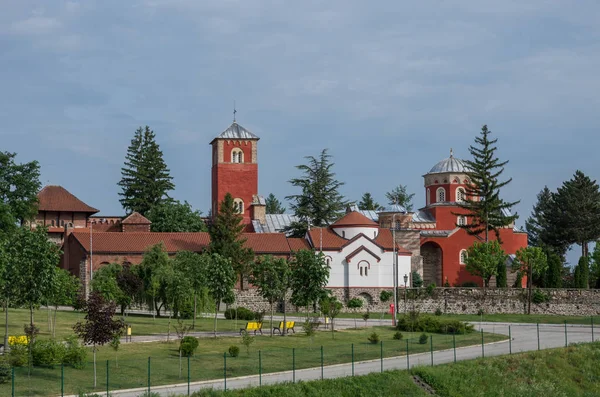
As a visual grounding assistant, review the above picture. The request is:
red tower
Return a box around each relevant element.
[210,121,259,227]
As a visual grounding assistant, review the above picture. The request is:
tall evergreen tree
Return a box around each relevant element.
[209,193,254,290]
[495,260,507,288]
[118,126,174,215]
[525,187,556,248]
[265,193,286,214]
[545,251,563,288]
[285,149,348,237]
[385,185,414,211]
[573,256,590,289]
[551,171,600,258]
[358,192,384,211]
[456,125,519,242]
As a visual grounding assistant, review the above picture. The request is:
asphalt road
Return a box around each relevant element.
[76,320,597,397]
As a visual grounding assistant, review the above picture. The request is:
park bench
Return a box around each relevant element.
[240,321,263,335]
[273,321,296,334]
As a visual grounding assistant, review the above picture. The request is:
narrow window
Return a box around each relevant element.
[457,216,466,226]
[436,187,446,203]
[426,188,430,205]
[456,187,466,202]
[360,267,363,276]
[365,268,368,276]
[342,231,346,238]
[460,249,468,264]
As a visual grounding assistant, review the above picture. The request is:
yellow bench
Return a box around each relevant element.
[240,322,263,335]
[273,321,296,334]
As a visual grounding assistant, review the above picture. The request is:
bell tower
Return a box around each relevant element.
[210,121,259,226]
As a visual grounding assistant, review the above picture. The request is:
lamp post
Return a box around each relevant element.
[391,212,398,327]
[403,274,408,314]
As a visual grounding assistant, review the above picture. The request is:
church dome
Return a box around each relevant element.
[427,152,470,175]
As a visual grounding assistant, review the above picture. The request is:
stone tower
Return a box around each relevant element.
[210,121,259,226]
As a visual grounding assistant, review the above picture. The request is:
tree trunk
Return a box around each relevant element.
[93,347,97,388]
[179,349,182,378]
[193,294,197,330]
[354,310,357,329]
[270,301,274,337]
[4,299,8,353]
[282,299,287,336]
[213,302,218,338]
[527,261,533,315]
[30,305,34,328]
[52,306,58,338]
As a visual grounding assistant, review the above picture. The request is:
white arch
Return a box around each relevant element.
[231,148,244,163]
[233,198,244,214]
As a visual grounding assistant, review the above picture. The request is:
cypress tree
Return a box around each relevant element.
[496,260,507,288]
[574,256,589,289]
[209,193,254,290]
[456,125,519,242]
[545,251,563,288]
[118,126,174,215]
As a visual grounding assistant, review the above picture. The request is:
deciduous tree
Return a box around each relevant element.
[513,247,548,314]
[320,295,342,339]
[173,251,208,328]
[205,253,236,337]
[286,149,348,237]
[385,185,414,211]
[137,243,172,317]
[290,250,330,315]
[146,200,207,232]
[456,125,519,242]
[464,241,507,290]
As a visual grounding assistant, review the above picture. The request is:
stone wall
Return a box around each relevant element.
[234,287,600,316]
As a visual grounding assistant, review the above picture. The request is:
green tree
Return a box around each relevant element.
[118,126,175,215]
[285,149,348,237]
[495,260,507,288]
[385,185,414,211]
[464,241,507,290]
[265,193,286,214]
[590,245,600,289]
[146,200,207,232]
[249,256,291,336]
[347,298,363,329]
[525,187,559,249]
[456,125,519,242]
[209,193,254,290]
[137,243,172,318]
[319,295,342,339]
[551,171,600,258]
[290,250,330,315]
[358,192,384,211]
[173,251,208,328]
[545,251,563,288]
[47,268,81,337]
[513,247,548,314]
[91,263,142,316]
[205,253,236,337]
[573,256,590,289]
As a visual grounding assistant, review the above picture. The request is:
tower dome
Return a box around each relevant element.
[427,150,470,175]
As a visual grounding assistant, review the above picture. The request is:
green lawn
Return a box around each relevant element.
[3,326,506,396]
[188,342,600,397]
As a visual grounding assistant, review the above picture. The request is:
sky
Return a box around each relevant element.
[2,1,599,265]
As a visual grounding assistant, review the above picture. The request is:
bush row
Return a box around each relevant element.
[396,313,474,334]
[223,307,264,321]
[8,336,87,369]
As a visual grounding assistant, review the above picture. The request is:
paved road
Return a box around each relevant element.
[72,321,597,397]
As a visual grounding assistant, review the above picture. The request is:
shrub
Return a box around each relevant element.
[477,308,485,316]
[460,281,479,288]
[63,336,87,369]
[434,308,443,316]
[367,332,380,344]
[178,300,194,320]
[180,336,199,357]
[362,312,370,322]
[8,344,28,367]
[224,307,255,321]
[419,333,428,344]
[228,345,240,357]
[412,271,423,288]
[426,283,436,295]
[240,331,255,355]
[0,357,10,384]
[532,289,551,304]
[379,290,393,302]
[396,313,473,334]
[32,339,66,368]
[393,331,403,340]
[302,319,318,337]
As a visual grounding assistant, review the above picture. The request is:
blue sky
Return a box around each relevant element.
[2,1,599,264]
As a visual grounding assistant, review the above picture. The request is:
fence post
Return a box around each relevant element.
[481,329,484,358]
[259,350,262,387]
[564,320,568,347]
[592,316,595,342]
[406,339,409,370]
[187,355,190,396]
[11,366,14,397]
[106,360,109,397]
[223,352,227,391]
[293,348,296,383]
[351,344,354,376]
[320,346,324,380]
[509,325,512,355]
[452,333,456,363]
[430,336,434,366]
[380,340,383,373]
[537,323,540,350]
[147,357,151,395]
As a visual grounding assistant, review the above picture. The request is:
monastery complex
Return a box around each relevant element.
[34,121,528,307]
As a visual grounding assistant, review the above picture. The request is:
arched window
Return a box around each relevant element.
[358,260,370,277]
[426,188,430,205]
[459,249,468,264]
[231,148,243,163]
[233,198,244,214]
[342,231,346,238]
[436,187,446,203]
[457,216,466,226]
[456,187,466,202]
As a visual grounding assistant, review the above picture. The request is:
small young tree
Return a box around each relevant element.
[249,256,291,336]
[174,319,193,378]
[109,333,122,369]
[347,298,363,329]
[73,291,125,387]
[290,250,330,317]
[513,247,548,314]
[47,268,81,337]
[464,241,507,291]
[320,296,342,339]
[204,253,236,337]
[173,251,208,328]
[240,330,254,355]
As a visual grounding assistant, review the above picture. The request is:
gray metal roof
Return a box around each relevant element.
[420,230,454,237]
[412,209,436,223]
[378,204,408,213]
[427,156,470,175]
[212,122,259,142]
[253,214,299,233]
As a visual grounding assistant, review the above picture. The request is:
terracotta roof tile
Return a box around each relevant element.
[374,228,411,254]
[71,231,210,253]
[332,211,378,228]
[287,238,312,252]
[241,233,292,254]
[122,212,151,224]
[37,186,99,213]
[307,228,347,250]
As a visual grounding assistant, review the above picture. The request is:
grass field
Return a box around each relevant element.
[188,342,600,397]
[2,326,506,396]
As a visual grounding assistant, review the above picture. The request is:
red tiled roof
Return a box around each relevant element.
[37,186,99,213]
[71,231,210,253]
[122,212,151,224]
[47,227,64,233]
[331,211,378,228]
[287,238,311,251]
[307,228,347,250]
[241,233,292,254]
[374,228,411,254]
[91,223,122,232]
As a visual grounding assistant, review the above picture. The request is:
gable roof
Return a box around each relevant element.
[210,122,259,144]
[37,186,99,213]
[308,227,411,254]
[122,212,151,225]
[345,246,381,263]
[287,237,311,251]
[332,211,378,228]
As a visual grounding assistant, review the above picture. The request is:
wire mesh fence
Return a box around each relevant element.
[1,318,598,396]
